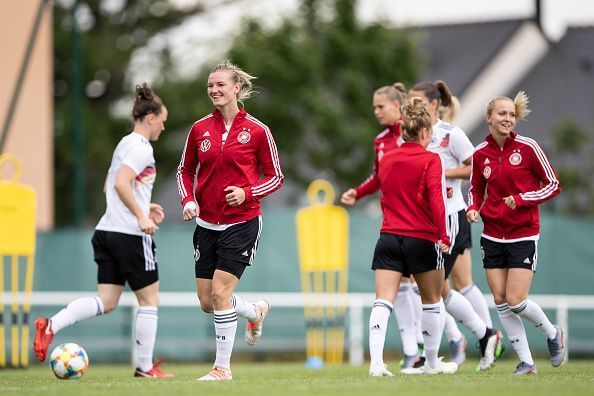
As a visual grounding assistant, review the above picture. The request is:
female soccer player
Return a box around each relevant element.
[368,98,458,376]
[409,81,501,370]
[340,83,422,369]
[177,60,283,381]
[34,83,173,378]
[467,91,565,375]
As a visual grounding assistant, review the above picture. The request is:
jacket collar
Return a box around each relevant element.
[212,107,247,123]
[388,121,402,139]
[486,130,517,148]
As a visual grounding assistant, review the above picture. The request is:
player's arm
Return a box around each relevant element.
[177,127,200,220]
[509,143,561,208]
[114,165,157,234]
[444,156,471,179]
[445,131,474,180]
[467,152,485,216]
[427,156,450,250]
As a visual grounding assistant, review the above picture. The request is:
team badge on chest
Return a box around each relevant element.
[509,151,522,166]
[483,165,491,179]
[238,129,251,144]
[200,139,211,152]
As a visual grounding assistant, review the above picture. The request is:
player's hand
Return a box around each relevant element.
[149,203,165,224]
[183,201,199,221]
[225,186,246,207]
[139,216,158,235]
[437,240,450,253]
[341,188,357,205]
[503,195,517,209]
[467,209,479,223]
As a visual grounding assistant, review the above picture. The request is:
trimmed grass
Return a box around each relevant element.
[1,359,594,396]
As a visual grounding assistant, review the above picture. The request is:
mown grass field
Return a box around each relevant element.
[1,359,594,396]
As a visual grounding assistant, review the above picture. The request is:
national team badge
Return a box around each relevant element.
[200,139,211,152]
[237,131,251,144]
[509,152,522,165]
[440,133,450,148]
[483,165,491,179]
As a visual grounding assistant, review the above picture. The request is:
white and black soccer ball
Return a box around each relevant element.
[49,342,89,379]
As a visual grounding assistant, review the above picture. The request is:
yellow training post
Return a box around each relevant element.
[0,154,37,368]
[296,180,349,365]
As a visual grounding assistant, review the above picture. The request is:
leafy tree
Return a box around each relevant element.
[550,118,594,215]
[53,0,422,225]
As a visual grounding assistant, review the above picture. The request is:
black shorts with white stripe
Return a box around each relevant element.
[372,233,444,277]
[92,230,158,291]
[480,237,538,272]
[193,216,262,280]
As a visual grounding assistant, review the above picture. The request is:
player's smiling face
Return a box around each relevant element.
[486,98,516,138]
[373,93,401,126]
[207,70,240,109]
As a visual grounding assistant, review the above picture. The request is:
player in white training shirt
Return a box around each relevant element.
[34,83,173,378]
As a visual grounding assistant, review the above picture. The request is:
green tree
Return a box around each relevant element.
[550,118,594,215]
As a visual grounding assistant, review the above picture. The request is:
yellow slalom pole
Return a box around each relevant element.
[20,254,34,367]
[0,257,5,368]
[10,255,19,367]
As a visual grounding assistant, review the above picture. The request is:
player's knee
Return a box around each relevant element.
[102,301,118,313]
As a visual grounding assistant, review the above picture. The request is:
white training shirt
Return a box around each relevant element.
[95,132,156,236]
[427,119,475,215]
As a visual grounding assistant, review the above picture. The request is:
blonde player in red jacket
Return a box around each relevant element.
[368,98,457,376]
[341,84,423,369]
[467,91,565,375]
[177,60,283,381]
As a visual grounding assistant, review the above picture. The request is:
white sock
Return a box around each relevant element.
[393,283,419,356]
[444,312,463,342]
[422,301,445,368]
[497,303,534,365]
[213,309,237,369]
[369,299,393,364]
[510,299,557,339]
[135,306,158,372]
[444,290,487,339]
[231,294,257,321]
[411,283,424,345]
[459,283,493,328]
[50,296,104,334]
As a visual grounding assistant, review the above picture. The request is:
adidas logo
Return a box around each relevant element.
[371,324,381,331]
[241,251,249,256]
[484,158,490,164]
[422,330,430,336]
[203,131,210,137]
[523,257,531,264]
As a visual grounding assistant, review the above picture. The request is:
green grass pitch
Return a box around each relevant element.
[1,359,594,396]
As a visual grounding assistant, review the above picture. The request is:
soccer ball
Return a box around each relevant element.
[49,343,89,379]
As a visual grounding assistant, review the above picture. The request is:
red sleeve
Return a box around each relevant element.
[354,145,380,199]
[514,142,561,207]
[176,126,199,206]
[427,155,450,246]
[244,125,283,203]
[467,151,485,212]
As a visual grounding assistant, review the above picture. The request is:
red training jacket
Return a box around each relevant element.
[355,122,403,199]
[177,108,283,224]
[467,131,561,242]
[378,142,450,246]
